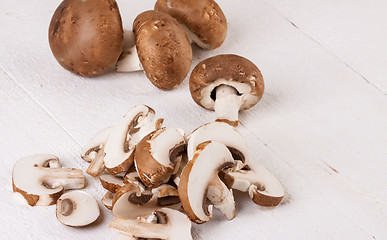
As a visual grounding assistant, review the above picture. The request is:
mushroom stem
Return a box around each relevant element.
[44,168,85,189]
[214,85,241,126]
[110,217,167,239]
[207,177,235,220]
[116,30,143,72]
[86,145,105,177]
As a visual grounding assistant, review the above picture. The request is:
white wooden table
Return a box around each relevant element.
[1,0,386,239]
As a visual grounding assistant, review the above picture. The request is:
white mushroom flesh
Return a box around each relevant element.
[187,122,249,165]
[12,154,85,206]
[110,208,192,240]
[81,127,112,162]
[100,174,124,192]
[116,29,143,72]
[56,190,100,227]
[150,128,185,167]
[214,84,241,124]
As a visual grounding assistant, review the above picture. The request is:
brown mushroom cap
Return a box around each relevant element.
[133,10,192,90]
[155,0,227,50]
[48,0,123,77]
[189,54,264,111]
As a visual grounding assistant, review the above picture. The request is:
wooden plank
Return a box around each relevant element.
[0,0,386,239]
[263,0,387,93]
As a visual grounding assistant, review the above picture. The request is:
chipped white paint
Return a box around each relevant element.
[0,0,386,239]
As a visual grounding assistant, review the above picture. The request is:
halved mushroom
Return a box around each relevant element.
[104,105,164,175]
[12,154,85,206]
[49,0,123,77]
[187,122,249,167]
[81,127,112,177]
[155,0,227,50]
[178,141,235,223]
[112,183,180,218]
[100,174,125,193]
[110,208,192,240]
[221,160,285,207]
[135,128,186,188]
[116,10,192,90]
[190,54,264,126]
[102,191,115,210]
[56,190,100,227]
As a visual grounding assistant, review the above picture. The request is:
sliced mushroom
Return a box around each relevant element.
[110,208,192,240]
[49,0,123,77]
[117,10,192,90]
[190,54,264,126]
[104,105,164,175]
[221,160,285,207]
[12,154,85,206]
[178,141,235,223]
[101,191,115,210]
[99,174,125,193]
[56,190,100,227]
[187,122,249,167]
[155,0,227,49]
[135,128,186,188]
[112,183,180,218]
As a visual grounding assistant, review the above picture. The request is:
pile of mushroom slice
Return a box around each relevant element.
[12,154,101,227]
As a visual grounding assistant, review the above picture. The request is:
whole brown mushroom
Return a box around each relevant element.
[155,0,227,50]
[189,54,264,126]
[48,0,123,77]
[116,10,192,90]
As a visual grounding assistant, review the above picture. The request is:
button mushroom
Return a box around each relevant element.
[135,128,186,188]
[56,190,100,227]
[178,141,235,223]
[48,0,123,77]
[112,183,180,219]
[12,154,85,206]
[221,160,285,207]
[110,208,192,240]
[81,127,112,177]
[187,122,249,166]
[104,105,164,174]
[155,0,227,50]
[189,54,264,126]
[116,10,192,90]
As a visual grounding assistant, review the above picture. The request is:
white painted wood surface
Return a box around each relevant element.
[0,0,386,239]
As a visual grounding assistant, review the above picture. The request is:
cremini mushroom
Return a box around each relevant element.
[104,105,164,174]
[81,127,112,177]
[190,54,264,126]
[155,0,227,50]
[102,191,115,210]
[116,10,192,90]
[48,0,123,77]
[178,141,235,223]
[12,154,85,206]
[135,128,186,188]
[110,208,192,240]
[187,122,249,166]
[221,160,285,207]
[112,183,180,219]
[56,190,100,227]
[100,174,125,193]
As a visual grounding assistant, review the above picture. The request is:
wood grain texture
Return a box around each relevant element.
[0,0,386,239]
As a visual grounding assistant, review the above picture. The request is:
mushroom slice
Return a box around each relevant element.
[100,174,125,193]
[221,160,285,207]
[189,54,264,126]
[81,127,112,177]
[112,183,156,218]
[135,128,186,188]
[104,105,164,175]
[155,0,227,50]
[179,141,235,223]
[187,122,249,166]
[12,154,85,206]
[102,191,115,210]
[122,10,192,90]
[110,208,192,240]
[56,190,100,227]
